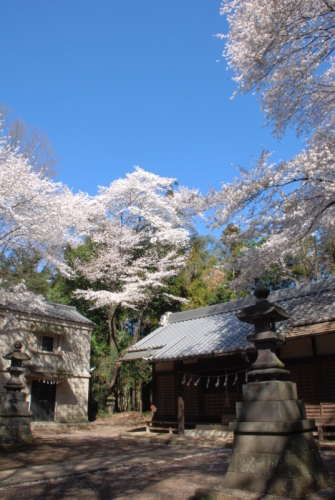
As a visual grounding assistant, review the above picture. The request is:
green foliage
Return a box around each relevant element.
[253,235,335,290]
[0,247,52,296]
[172,235,218,310]
[207,277,247,305]
[90,339,122,416]
[170,233,250,308]
[119,360,152,392]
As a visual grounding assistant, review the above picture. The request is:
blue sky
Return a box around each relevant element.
[1,1,303,209]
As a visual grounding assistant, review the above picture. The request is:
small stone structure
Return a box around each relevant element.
[106,395,115,414]
[223,286,332,498]
[0,341,33,444]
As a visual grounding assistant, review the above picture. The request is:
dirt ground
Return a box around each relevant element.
[0,412,148,470]
[1,412,335,500]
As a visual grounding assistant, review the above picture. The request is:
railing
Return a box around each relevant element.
[305,403,335,440]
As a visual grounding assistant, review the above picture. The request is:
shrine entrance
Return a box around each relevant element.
[30,380,57,421]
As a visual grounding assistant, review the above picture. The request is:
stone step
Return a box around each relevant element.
[185,429,233,438]
[31,422,89,432]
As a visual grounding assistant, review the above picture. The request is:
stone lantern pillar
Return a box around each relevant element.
[0,341,33,444]
[223,286,332,498]
[106,395,116,414]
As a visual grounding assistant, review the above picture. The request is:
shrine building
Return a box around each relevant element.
[122,278,335,429]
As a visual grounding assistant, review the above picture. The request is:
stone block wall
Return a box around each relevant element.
[0,308,93,422]
[55,377,90,422]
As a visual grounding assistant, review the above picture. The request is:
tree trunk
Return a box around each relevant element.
[106,304,118,352]
[106,304,122,394]
[138,380,142,413]
[109,359,121,390]
[131,305,147,345]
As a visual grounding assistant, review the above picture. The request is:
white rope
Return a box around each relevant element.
[179,368,249,389]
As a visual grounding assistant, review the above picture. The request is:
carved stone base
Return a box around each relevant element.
[0,392,33,444]
[223,381,332,498]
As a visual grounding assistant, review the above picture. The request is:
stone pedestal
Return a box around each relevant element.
[0,341,33,444]
[0,391,33,444]
[223,380,332,498]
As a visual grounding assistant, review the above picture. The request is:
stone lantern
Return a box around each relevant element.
[0,341,33,444]
[106,395,116,414]
[3,340,32,391]
[237,285,290,382]
[223,286,332,498]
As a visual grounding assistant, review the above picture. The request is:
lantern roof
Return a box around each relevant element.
[3,341,31,361]
[236,286,290,325]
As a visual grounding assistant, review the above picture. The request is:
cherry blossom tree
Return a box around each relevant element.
[208,137,335,285]
[220,0,335,137]
[208,1,335,286]
[0,103,58,178]
[75,168,203,349]
[0,128,90,281]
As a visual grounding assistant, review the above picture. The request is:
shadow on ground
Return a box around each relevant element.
[0,449,231,500]
[0,436,170,470]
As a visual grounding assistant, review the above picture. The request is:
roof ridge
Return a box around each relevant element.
[270,277,335,302]
[46,302,77,311]
[167,277,335,324]
[167,297,254,324]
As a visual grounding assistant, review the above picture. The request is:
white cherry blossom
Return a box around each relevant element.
[75,168,203,313]
[220,0,335,137]
[0,130,91,277]
[207,134,335,285]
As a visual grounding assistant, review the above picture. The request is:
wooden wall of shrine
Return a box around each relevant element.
[280,333,335,406]
[151,332,335,424]
[152,354,253,424]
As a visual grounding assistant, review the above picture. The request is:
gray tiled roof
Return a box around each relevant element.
[0,290,94,326]
[122,349,159,361]
[123,278,335,362]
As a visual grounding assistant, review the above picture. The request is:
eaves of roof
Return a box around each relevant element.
[121,349,159,361]
[0,300,94,327]
[287,320,335,339]
[121,278,335,364]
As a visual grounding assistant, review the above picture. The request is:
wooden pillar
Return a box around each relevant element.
[219,375,222,417]
[198,374,204,422]
[176,362,185,436]
[312,336,322,403]
[178,396,185,436]
[152,363,156,420]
